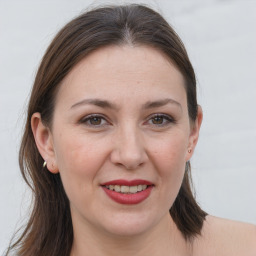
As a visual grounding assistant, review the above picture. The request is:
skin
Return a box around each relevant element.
[31,45,256,255]
[193,215,256,256]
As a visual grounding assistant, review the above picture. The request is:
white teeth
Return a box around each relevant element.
[105,184,149,193]
[129,186,138,194]
[121,186,129,193]
[114,185,121,192]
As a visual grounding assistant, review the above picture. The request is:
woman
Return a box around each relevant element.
[6,4,256,256]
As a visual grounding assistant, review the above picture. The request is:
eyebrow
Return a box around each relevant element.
[70,98,119,110]
[70,98,181,110]
[142,98,182,110]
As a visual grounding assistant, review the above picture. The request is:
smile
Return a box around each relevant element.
[101,179,154,204]
[104,184,148,194]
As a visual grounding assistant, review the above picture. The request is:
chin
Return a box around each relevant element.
[104,224,150,238]
[99,211,160,237]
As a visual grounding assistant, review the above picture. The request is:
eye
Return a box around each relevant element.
[151,116,165,125]
[80,114,109,127]
[147,114,175,127]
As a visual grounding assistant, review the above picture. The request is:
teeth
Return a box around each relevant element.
[121,186,130,193]
[105,184,149,193]
[129,186,138,194]
[114,185,121,192]
[137,185,142,191]
[142,185,147,190]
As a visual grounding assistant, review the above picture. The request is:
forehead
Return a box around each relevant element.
[55,45,186,109]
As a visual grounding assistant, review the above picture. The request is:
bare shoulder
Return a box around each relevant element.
[192,215,256,256]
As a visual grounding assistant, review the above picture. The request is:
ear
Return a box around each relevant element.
[185,105,203,161]
[31,112,59,174]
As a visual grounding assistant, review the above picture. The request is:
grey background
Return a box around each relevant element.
[1,0,255,253]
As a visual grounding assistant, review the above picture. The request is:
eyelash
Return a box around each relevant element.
[79,114,109,127]
[146,114,175,127]
[79,113,175,128]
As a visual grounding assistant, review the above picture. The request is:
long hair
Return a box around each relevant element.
[6,4,206,256]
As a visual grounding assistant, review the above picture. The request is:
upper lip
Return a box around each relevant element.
[101,179,153,186]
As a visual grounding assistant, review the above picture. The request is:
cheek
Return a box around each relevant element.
[53,134,112,217]
[54,133,109,194]
[149,133,188,201]
[55,132,107,171]
[150,132,188,172]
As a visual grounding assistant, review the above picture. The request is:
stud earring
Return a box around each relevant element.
[43,161,47,168]
[188,149,192,153]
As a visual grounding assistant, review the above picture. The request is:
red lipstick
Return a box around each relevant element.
[101,179,153,186]
[101,179,153,205]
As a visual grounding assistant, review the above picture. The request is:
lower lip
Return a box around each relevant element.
[102,186,153,205]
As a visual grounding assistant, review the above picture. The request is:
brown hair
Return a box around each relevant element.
[6,4,206,256]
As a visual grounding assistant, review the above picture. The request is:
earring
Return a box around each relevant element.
[188,149,192,153]
[43,161,47,168]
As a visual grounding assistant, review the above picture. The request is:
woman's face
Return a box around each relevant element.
[37,45,201,237]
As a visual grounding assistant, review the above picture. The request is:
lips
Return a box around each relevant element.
[101,179,154,205]
[101,179,153,186]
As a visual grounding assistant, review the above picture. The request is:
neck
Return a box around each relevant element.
[70,213,192,256]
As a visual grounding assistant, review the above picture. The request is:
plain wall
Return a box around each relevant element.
[1,0,255,253]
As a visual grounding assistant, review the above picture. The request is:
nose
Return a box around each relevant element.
[110,126,148,170]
